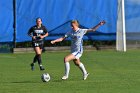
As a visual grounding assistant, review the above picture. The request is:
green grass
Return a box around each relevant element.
[0,50,140,93]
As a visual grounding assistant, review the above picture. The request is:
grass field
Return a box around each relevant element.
[0,50,140,93]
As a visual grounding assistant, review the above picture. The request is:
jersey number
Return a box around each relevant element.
[35,43,39,46]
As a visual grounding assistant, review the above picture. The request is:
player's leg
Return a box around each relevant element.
[33,55,38,63]
[30,54,38,70]
[34,46,45,70]
[73,58,89,80]
[30,42,38,70]
[62,54,76,80]
[38,43,45,70]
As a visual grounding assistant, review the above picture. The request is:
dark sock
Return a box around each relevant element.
[37,54,42,66]
[33,55,38,63]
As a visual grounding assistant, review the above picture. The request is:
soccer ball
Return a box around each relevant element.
[41,73,50,82]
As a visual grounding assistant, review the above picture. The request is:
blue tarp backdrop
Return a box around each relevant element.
[125,0,140,40]
[0,0,13,42]
[0,0,118,42]
[125,0,140,33]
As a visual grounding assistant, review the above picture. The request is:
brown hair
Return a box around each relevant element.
[71,20,79,27]
[36,17,42,22]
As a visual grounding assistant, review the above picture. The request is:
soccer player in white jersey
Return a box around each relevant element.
[51,20,105,80]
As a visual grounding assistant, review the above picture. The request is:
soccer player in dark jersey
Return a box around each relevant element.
[28,17,48,71]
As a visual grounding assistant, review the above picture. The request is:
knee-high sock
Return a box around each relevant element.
[37,54,42,66]
[79,63,87,75]
[64,62,70,77]
[33,55,38,63]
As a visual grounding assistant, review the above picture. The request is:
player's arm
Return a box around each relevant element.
[28,27,32,37]
[40,26,49,39]
[87,20,106,32]
[51,31,70,44]
[40,32,48,39]
[51,37,65,44]
[28,27,36,40]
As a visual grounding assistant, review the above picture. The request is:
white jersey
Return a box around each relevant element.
[64,28,88,53]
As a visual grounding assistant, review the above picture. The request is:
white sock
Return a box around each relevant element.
[64,62,70,77]
[79,63,87,75]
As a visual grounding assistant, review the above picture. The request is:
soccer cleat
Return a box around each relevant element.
[30,63,34,71]
[83,73,89,80]
[40,66,45,71]
[61,76,68,80]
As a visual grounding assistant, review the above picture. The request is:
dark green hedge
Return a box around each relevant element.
[15,40,116,48]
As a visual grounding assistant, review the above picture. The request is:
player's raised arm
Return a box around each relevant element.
[51,37,65,44]
[87,20,106,32]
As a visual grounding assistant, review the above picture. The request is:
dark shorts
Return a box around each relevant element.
[32,41,44,49]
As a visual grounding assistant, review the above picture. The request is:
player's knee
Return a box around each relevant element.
[37,54,41,57]
[64,57,69,62]
[36,54,41,59]
[64,57,67,62]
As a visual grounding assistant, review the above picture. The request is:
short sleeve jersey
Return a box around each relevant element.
[28,25,48,42]
[64,28,88,53]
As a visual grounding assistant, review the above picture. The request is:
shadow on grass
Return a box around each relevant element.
[11,81,40,83]
[10,79,63,83]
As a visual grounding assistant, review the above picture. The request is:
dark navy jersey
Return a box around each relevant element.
[28,25,48,42]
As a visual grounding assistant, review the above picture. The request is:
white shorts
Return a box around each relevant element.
[72,51,83,59]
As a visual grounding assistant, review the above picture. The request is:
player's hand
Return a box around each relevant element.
[99,20,106,26]
[40,35,44,39]
[32,36,36,40]
[51,41,55,44]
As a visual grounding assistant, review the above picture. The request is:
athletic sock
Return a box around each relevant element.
[33,55,38,63]
[79,63,87,75]
[64,62,70,77]
[37,54,42,66]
